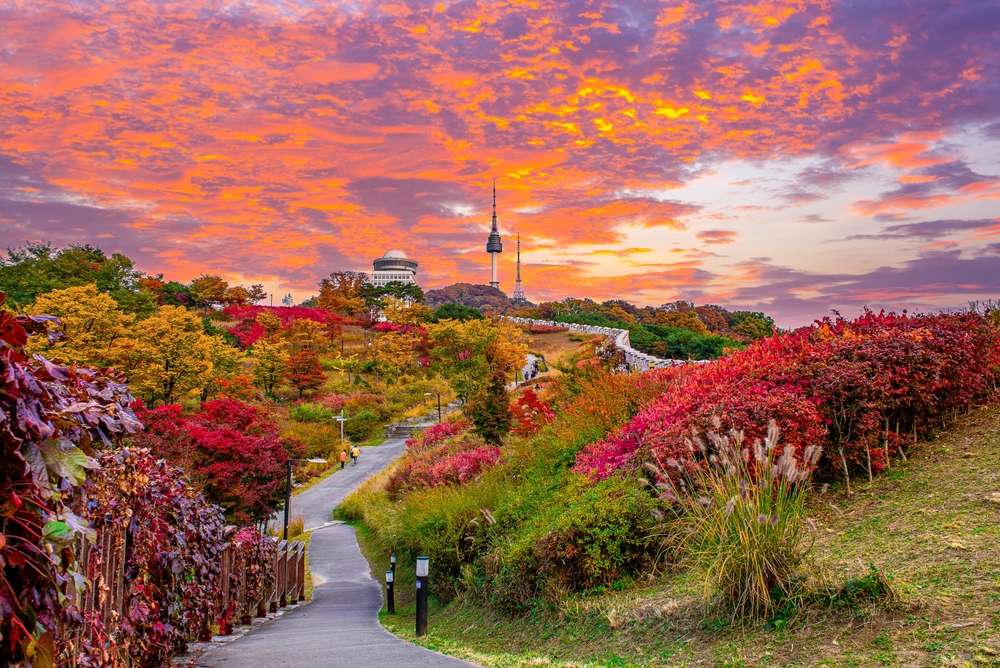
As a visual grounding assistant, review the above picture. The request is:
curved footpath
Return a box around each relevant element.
[196,438,474,667]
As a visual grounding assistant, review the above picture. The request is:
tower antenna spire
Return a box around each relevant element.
[491,179,498,231]
[513,232,526,302]
[486,180,503,290]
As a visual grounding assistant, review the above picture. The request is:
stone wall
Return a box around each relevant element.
[506,317,701,372]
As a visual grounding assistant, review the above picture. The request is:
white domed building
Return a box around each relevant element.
[372,250,418,287]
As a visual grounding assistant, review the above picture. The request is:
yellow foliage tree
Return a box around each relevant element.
[255,311,282,339]
[428,317,527,400]
[285,318,330,353]
[652,310,710,335]
[127,306,217,404]
[382,296,433,327]
[190,274,229,308]
[250,338,289,394]
[27,284,126,368]
[380,330,417,380]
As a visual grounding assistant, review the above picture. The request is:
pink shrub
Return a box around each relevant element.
[387,443,500,499]
[406,418,471,449]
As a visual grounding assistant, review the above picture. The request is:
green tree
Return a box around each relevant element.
[432,302,483,322]
[0,242,154,314]
[468,366,512,445]
[732,311,776,341]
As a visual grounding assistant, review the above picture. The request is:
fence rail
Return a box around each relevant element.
[70,526,307,640]
[506,317,703,372]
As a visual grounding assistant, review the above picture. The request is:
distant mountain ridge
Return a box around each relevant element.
[423,283,533,314]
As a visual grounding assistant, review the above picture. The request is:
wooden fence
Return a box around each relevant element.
[68,526,307,640]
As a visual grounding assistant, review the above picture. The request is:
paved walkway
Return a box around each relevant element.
[290,438,411,532]
[197,438,474,667]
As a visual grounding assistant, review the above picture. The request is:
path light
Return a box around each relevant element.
[415,556,429,637]
[283,458,327,540]
[385,569,395,614]
[390,554,396,574]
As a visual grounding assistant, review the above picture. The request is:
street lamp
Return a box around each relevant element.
[283,458,327,540]
[415,556,429,637]
[424,392,442,422]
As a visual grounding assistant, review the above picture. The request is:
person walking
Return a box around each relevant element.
[339,449,348,470]
[350,445,360,466]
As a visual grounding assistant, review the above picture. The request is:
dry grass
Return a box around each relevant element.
[526,331,587,370]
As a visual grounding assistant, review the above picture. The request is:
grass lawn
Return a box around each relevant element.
[359,405,1000,667]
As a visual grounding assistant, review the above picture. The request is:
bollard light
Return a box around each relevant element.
[415,556,429,637]
[385,569,395,614]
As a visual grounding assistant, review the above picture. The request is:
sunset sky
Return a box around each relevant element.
[1,0,998,325]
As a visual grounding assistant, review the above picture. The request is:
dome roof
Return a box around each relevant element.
[383,249,408,259]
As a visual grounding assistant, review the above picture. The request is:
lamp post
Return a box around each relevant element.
[424,392,442,422]
[283,458,327,540]
[415,556,429,637]
[385,568,395,614]
[332,410,346,448]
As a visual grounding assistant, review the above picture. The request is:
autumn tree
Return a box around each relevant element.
[126,306,220,404]
[285,318,330,352]
[135,400,294,524]
[428,317,527,401]
[247,284,268,304]
[224,285,251,306]
[380,330,417,380]
[383,296,433,327]
[284,349,327,398]
[190,274,230,309]
[317,271,368,314]
[255,311,282,339]
[250,339,289,394]
[27,284,127,367]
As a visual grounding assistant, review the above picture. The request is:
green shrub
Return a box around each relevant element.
[289,403,333,422]
[532,476,661,598]
[650,421,822,619]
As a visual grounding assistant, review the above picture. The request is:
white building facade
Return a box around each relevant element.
[372,249,418,287]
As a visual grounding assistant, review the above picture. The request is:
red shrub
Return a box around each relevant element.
[387,442,501,500]
[511,389,555,436]
[574,310,1000,483]
[405,418,471,450]
[223,305,346,348]
[530,324,569,334]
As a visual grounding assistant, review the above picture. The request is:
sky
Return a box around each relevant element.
[1,0,999,326]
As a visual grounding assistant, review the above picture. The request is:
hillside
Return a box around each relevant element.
[364,404,1000,666]
[424,283,528,314]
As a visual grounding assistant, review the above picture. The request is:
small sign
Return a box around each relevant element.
[416,581,421,589]
[386,584,390,589]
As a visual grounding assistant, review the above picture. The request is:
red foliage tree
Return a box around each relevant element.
[135,399,300,524]
[284,349,327,398]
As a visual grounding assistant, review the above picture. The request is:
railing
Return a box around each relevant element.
[70,526,308,640]
[506,317,702,372]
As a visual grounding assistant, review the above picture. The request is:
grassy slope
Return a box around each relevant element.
[360,406,1000,667]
